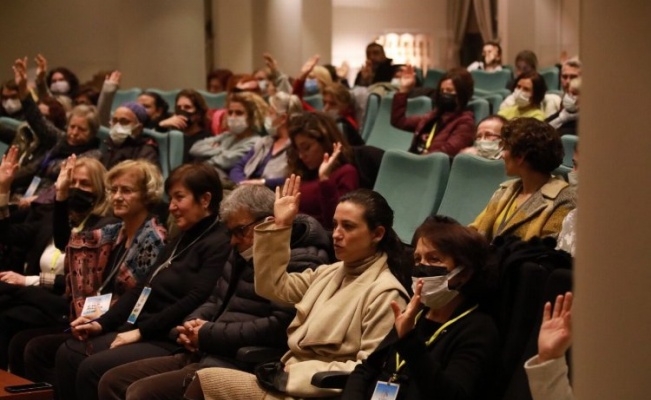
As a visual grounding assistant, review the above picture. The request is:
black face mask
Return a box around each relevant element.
[176,109,195,124]
[437,93,458,112]
[68,188,97,214]
[411,264,449,278]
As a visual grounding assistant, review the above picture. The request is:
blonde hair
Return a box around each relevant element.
[228,91,269,134]
[269,92,303,116]
[106,160,164,209]
[323,83,353,110]
[310,65,333,88]
[74,157,109,216]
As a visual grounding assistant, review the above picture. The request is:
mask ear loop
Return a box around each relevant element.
[446,266,465,290]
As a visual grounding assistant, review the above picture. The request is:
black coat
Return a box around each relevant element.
[186,214,331,363]
[342,305,499,400]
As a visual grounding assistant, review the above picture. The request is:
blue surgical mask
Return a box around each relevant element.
[304,78,319,96]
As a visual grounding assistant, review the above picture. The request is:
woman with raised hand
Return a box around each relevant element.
[287,112,359,230]
[342,216,500,400]
[0,153,114,374]
[229,91,302,189]
[193,175,410,399]
[391,65,475,156]
[52,163,230,400]
[12,57,101,198]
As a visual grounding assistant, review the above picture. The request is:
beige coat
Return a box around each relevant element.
[470,177,576,241]
[251,221,409,398]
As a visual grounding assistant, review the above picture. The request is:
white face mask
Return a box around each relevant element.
[50,80,70,95]
[475,139,502,159]
[412,267,464,310]
[258,79,268,92]
[514,89,531,108]
[390,78,401,87]
[264,115,278,137]
[239,246,253,261]
[228,116,248,134]
[2,99,22,115]
[109,123,135,145]
[562,94,578,113]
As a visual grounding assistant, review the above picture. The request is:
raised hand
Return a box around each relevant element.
[300,54,320,78]
[336,61,350,80]
[274,174,301,228]
[538,292,573,362]
[12,57,29,100]
[399,65,416,93]
[105,70,122,86]
[391,278,423,338]
[55,155,76,201]
[35,54,48,82]
[0,146,20,193]
[263,53,279,75]
[318,142,343,181]
[0,271,26,286]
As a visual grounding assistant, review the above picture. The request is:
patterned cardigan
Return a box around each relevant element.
[65,216,167,319]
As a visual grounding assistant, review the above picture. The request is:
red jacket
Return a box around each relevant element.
[391,92,475,156]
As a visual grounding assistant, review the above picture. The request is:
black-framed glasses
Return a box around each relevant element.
[226,217,266,239]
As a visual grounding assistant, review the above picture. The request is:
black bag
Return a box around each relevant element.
[254,361,287,393]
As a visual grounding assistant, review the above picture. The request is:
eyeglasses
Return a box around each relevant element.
[226,218,266,238]
[107,186,139,196]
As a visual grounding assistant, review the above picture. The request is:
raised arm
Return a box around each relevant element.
[97,71,121,127]
[390,66,425,132]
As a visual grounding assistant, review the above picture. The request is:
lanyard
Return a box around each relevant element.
[424,123,438,152]
[71,214,91,233]
[392,305,478,381]
[96,243,129,295]
[146,216,219,286]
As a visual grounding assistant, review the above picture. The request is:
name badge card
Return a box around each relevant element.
[127,287,152,324]
[371,381,400,400]
[81,293,112,317]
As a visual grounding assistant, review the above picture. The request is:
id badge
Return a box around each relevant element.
[24,176,41,198]
[371,381,400,400]
[80,293,112,317]
[127,287,151,324]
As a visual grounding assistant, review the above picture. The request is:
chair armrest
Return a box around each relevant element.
[235,346,287,364]
[310,371,351,389]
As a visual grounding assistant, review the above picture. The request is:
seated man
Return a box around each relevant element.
[98,184,331,400]
[467,41,504,72]
[354,43,395,86]
[460,115,507,159]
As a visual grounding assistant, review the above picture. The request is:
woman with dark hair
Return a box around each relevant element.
[499,72,547,121]
[138,92,171,132]
[322,82,364,146]
[37,96,68,130]
[391,66,475,156]
[342,215,499,400]
[287,112,359,230]
[194,176,410,399]
[470,118,576,241]
[33,54,80,102]
[51,163,230,400]
[206,69,233,93]
[160,90,212,163]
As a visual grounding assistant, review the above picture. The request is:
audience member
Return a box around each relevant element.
[229,91,302,189]
[467,41,503,72]
[190,92,265,179]
[559,58,581,96]
[460,115,507,159]
[0,80,25,120]
[392,66,475,156]
[0,154,113,373]
[206,69,233,94]
[288,112,359,230]
[101,102,159,169]
[525,292,574,400]
[253,53,293,96]
[355,43,395,86]
[194,180,410,399]
[73,86,100,107]
[50,163,230,400]
[97,184,331,400]
[470,118,575,241]
[556,147,578,257]
[35,54,80,104]
[13,57,101,197]
[506,50,538,91]
[37,96,67,130]
[159,90,212,163]
[498,72,547,121]
[342,216,499,400]
[547,77,580,136]
[137,91,171,132]
[293,54,333,100]
[322,82,364,145]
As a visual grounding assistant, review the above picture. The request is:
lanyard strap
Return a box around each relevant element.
[393,305,478,377]
[424,123,438,152]
[147,216,219,286]
[50,247,62,273]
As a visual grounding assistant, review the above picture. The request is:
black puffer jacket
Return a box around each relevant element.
[187,214,331,363]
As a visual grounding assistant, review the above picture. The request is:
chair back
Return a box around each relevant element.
[561,134,578,168]
[373,150,450,243]
[471,69,513,92]
[423,68,446,89]
[539,67,560,91]
[198,90,227,110]
[111,88,142,112]
[146,89,181,110]
[467,97,490,126]
[437,153,509,225]
[303,94,324,111]
[360,93,381,142]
